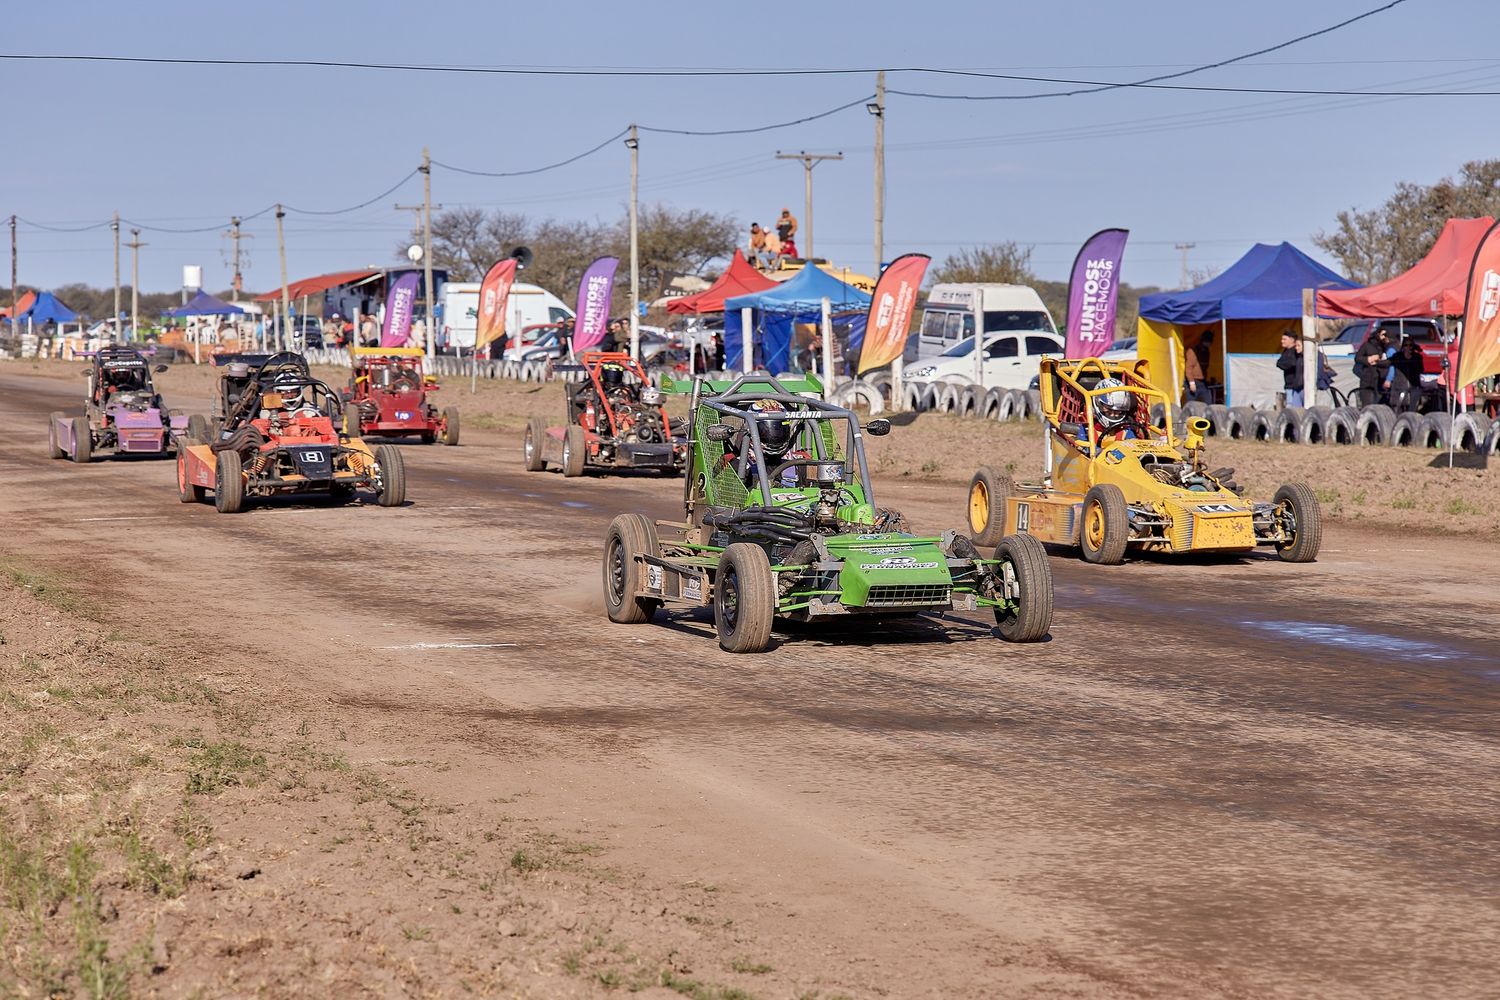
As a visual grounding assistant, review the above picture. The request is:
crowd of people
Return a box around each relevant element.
[748,208,800,271]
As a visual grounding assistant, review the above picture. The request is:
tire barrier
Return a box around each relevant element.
[1226,406,1257,440]
[980,387,1004,420]
[828,379,885,416]
[1204,403,1232,437]
[1355,405,1396,445]
[1388,411,1424,447]
[1325,407,1359,445]
[936,383,962,414]
[957,385,980,417]
[1297,409,1329,445]
[1250,410,1276,441]
[1024,389,1042,420]
[1272,407,1305,444]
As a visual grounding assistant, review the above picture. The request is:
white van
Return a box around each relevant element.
[440,281,574,352]
[915,283,1058,360]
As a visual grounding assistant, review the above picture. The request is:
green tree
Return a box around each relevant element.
[929,242,1036,285]
[1315,159,1500,283]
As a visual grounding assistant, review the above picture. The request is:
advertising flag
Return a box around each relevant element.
[380,271,422,348]
[1064,229,1129,358]
[570,256,619,352]
[1457,218,1500,390]
[857,253,930,374]
[474,258,519,353]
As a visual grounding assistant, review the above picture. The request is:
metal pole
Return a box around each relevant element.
[821,296,834,396]
[627,126,641,363]
[1301,289,1317,408]
[421,146,436,358]
[873,71,885,276]
[1175,242,1196,289]
[111,212,121,343]
[740,306,753,374]
[127,229,144,342]
[10,215,16,338]
[229,216,242,302]
[275,204,290,353]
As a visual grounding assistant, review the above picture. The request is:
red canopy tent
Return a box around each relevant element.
[1316,217,1496,318]
[666,251,776,314]
[253,269,380,302]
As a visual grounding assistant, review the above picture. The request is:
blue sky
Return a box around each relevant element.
[4,0,1496,297]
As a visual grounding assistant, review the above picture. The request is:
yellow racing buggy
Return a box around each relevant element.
[967,357,1321,564]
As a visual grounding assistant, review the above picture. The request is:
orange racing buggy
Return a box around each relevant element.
[177,352,407,513]
[522,351,685,477]
[343,346,459,444]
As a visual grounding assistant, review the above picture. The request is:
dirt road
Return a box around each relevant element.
[4,368,1498,998]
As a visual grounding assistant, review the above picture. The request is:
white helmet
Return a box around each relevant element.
[1095,378,1132,428]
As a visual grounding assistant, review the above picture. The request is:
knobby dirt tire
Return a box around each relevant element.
[375,444,406,506]
[1274,481,1322,563]
[967,466,1013,548]
[70,417,91,464]
[523,418,547,471]
[442,407,461,446]
[1080,483,1128,565]
[214,450,244,513]
[176,450,205,503]
[714,543,775,654]
[562,425,586,477]
[47,412,65,458]
[186,413,209,444]
[603,513,662,625]
[994,532,1053,643]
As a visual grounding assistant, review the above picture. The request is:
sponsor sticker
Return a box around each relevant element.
[646,565,663,591]
[1015,502,1030,532]
[299,450,323,462]
[859,556,940,571]
[1196,503,1241,513]
[396,411,412,420]
[682,576,702,600]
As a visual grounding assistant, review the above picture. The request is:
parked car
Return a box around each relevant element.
[916,283,1058,361]
[902,330,1065,390]
[1323,318,1449,394]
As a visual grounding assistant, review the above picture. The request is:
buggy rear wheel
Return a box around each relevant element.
[46,413,65,459]
[562,425,586,477]
[70,417,91,464]
[603,513,662,624]
[523,418,547,471]
[375,445,406,507]
[176,450,205,503]
[1080,483,1128,564]
[967,466,1012,548]
[441,407,460,446]
[214,450,244,513]
[714,543,775,654]
[1273,481,1321,563]
[993,533,1053,642]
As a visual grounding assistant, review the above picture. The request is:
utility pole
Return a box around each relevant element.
[9,215,16,330]
[775,151,842,260]
[626,125,640,363]
[111,212,121,343]
[228,216,248,302]
[126,229,145,340]
[871,71,885,276]
[276,204,290,353]
[1175,242,1197,289]
[397,149,442,357]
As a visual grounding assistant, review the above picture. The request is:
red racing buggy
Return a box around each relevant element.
[343,346,459,445]
[523,351,684,477]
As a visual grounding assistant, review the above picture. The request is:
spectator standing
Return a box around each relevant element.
[1277,330,1305,407]
[777,208,799,258]
[600,318,621,354]
[559,317,576,359]
[763,228,783,270]
[1353,326,1393,406]
[1184,330,1212,403]
[359,314,376,348]
[1384,337,1424,411]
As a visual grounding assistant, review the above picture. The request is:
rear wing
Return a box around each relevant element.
[661,371,824,397]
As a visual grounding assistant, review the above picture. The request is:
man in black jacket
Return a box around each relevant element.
[1277,330,1304,407]
[1353,326,1392,406]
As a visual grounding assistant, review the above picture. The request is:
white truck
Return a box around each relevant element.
[440,281,574,354]
[901,283,1062,390]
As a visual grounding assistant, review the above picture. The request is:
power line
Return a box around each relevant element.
[433,130,629,178]
[638,95,874,136]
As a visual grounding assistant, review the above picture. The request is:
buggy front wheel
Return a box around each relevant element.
[375,445,406,507]
[46,413,65,459]
[523,418,547,472]
[562,425,586,477]
[441,407,460,446]
[70,417,92,464]
[603,514,661,624]
[1273,481,1321,563]
[714,543,775,654]
[993,533,1053,642]
[1080,484,1128,564]
[214,450,244,513]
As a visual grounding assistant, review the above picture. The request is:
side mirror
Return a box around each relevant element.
[864,418,891,436]
[154,364,169,373]
[705,423,734,443]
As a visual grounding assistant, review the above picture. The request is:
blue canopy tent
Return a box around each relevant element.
[164,290,245,318]
[5,290,78,326]
[1135,242,1359,404]
[724,266,871,372]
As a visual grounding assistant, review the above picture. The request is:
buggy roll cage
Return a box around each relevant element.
[682,371,876,513]
[219,354,346,433]
[1041,356,1177,454]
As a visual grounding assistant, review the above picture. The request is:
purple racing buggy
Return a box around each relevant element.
[46,346,188,463]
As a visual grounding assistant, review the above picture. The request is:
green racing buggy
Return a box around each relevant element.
[602,372,1053,653]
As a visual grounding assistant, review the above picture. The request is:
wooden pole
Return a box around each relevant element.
[1301,288,1317,406]
[421,146,435,358]
[821,296,834,397]
[628,126,640,364]
[276,204,290,353]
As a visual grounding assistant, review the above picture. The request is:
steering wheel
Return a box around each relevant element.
[256,351,307,374]
[768,457,845,481]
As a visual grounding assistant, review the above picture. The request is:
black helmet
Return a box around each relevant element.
[750,400,792,455]
[600,364,625,389]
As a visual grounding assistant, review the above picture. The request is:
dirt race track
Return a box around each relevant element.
[3,364,1499,998]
